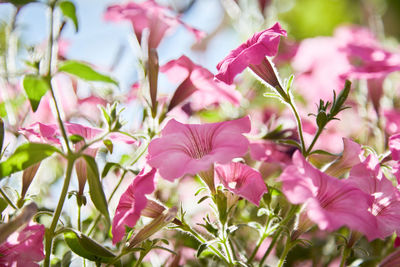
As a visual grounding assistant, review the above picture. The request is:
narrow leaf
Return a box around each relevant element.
[0,143,59,179]
[59,1,79,32]
[83,155,110,222]
[58,60,118,85]
[22,75,50,112]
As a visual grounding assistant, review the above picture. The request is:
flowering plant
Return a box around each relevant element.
[1,0,400,266]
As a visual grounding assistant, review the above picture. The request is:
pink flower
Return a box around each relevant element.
[281,151,378,239]
[19,122,60,144]
[389,134,400,161]
[384,109,400,135]
[215,162,267,205]
[112,167,156,244]
[161,55,241,111]
[147,116,251,181]
[348,155,400,239]
[104,0,204,49]
[0,222,45,267]
[249,140,292,165]
[216,22,286,86]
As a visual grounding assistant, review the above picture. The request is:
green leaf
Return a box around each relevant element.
[101,162,120,178]
[83,155,110,222]
[103,139,113,154]
[58,60,118,85]
[64,230,115,263]
[69,134,84,144]
[0,197,7,214]
[196,243,209,258]
[0,143,59,179]
[59,1,79,32]
[22,75,50,112]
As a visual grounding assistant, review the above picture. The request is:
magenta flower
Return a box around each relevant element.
[215,22,286,87]
[112,167,156,244]
[161,55,241,111]
[389,134,400,161]
[348,155,400,239]
[215,162,267,205]
[147,116,251,181]
[281,151,378,239]
[0,222,45,267]
[104,1,204,49]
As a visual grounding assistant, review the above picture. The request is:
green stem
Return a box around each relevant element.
[185,225,231,266]
[0,187,17,210]
[277,237,293,267]
[305,126,324,156]
[133,251,148,267]
[259,205,298,267]
[44,158,75,267]
[287,99,306,155]
[77,204,81,232]
[339,246,351,267]
[86,170,128,236]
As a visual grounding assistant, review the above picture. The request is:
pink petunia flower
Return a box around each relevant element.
[147,116,251,181]
[104,0,204,49]
[0,222,45,267]
[384,109,400,136]
[348,155,400,239]
[160,55,241,111]
[215,162,267,206]
[112,167,156,244]
[215,22,286,89]
[280,151,378,240]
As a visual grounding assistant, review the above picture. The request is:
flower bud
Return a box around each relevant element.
[128,206,177,248]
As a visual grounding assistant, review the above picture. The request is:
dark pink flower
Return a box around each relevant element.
[281,151,378,239]
[215,162,267,205]
[389,134,400,161]
[216,22,286,86]
[161,55,241,111]
[19,122,60,144]
[147,116,251,181]
[112,167,156,244]
[348,155,400,239]
[0,222,45,267]
[104,0,204,49]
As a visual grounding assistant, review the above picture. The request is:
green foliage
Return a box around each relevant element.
[58,60,118,85]
[64,230,116,264]
[22,74,50,112]
[59,1,79,32]
[0,143,59,179]
[279,0,361,39]
[83,155,110,223]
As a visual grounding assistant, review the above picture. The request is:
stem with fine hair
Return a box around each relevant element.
[0,187,17,210]
[305,126,324,156]
[44,158,75,267]
[286,99,306,155]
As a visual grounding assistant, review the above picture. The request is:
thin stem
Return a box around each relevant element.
[133,251,147,267]
[259,205,298,267]
[220,224,234,266]
[277,237,292,267]
[287,99,306,155]
[86,170,128,236]
[185,225,230,265]
[305,126,324,156]
[77,204,81,232]
[339,246,351,267]
[0,187,17,210]
[44,158,75,267]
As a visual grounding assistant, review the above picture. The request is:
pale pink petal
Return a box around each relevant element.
[216,162,267,205]
[216,22,286,84]
[147,117,251,181]
[112,167,156,244]
[281,151,379,240]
